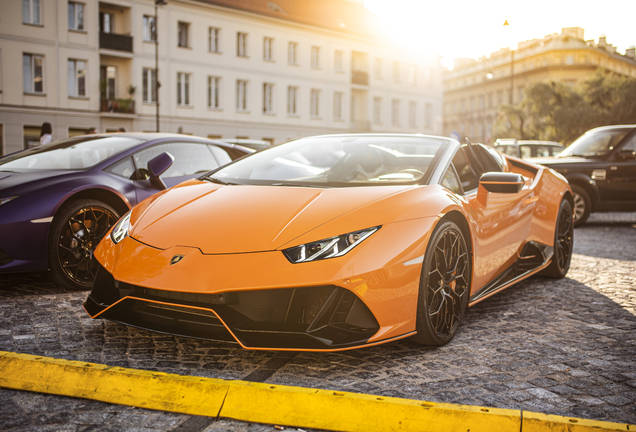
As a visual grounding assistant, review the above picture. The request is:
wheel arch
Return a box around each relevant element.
[564,173,599,205]
[439,210,473,257]
[52,188,131,222]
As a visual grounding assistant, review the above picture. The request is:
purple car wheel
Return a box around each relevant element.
[48,199,119,290]
[413,220,470,346]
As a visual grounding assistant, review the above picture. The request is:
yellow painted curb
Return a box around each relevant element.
[0,351,229,416]
[0,351,633,432]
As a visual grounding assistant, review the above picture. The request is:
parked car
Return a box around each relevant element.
[495,139,564,159]
[219,138,272,151]
[529,125,636,226]
[0,133,253,290]
[85,134,573,351]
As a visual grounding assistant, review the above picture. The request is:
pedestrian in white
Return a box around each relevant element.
[40,122,52,145]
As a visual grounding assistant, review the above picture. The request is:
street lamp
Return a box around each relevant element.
[154,0,167,132]
[503,20,514,104]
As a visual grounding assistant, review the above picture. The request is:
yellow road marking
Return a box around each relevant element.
[0,351,631,432]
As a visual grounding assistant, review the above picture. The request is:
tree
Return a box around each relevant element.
[493,70,636,145]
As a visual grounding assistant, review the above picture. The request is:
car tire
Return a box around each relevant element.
[48,199,120,290]
[571,184,591,226]
[412,220,471,346]
[540,198,574,279]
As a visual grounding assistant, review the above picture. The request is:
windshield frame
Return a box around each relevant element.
[202,134,449,188]
[558,127,632,159]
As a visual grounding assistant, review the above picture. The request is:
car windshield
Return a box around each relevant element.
[559,129,629,158]
[0,136,145,170]
[205,135,447,187]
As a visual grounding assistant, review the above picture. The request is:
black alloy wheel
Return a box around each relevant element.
[48,199,119,290]
[413,220,470,346]
[540,199,574,278]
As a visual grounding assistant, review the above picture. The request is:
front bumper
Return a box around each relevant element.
[85,264,381,350]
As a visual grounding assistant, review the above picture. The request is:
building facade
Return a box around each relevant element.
[0,0,443,155]
[443,28,636,143]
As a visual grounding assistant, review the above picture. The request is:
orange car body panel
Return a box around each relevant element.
[92,154,570,350]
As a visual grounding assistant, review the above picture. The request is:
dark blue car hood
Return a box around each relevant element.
[0,169,84,195]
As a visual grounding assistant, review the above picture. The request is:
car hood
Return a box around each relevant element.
[129,180,424,254]
[0,169,82,195]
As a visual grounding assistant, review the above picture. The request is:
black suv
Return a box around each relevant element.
[530,125,636,226]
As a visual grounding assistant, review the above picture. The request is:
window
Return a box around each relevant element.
[177,72,191,106]
[566,55,574,65]
[236,80,248,111]
[441,166,462,195]
[263,37,274,61]
[100,65,116,99]
[23,0,41,25]
[237,32,248,57]
[470,97,475,111]
[263,83,274,114]
[310,89,321,117]
[142,68,156,103]
[208,76,221,109]
[67,59,86,97]
[425,68,433,86]
[479,95,484,109]
[409,65,417,85]
[99,12,114,33]
[425,103,433,129]
[68,2,84,31]
[373,97,382,124]
[334,50,343,72]
[392,61,401,82]
[133,143,220,179]
[374,58,383,79]
[209,27,221,53]
[333,91,343,120]
[178,22,189,48]
[288,42,298,65]
[408,101,417,128]
[391,99,400,125]
[287,86,298,115]
[311,46,321,69]
[23,54,43,93]
[143,16,156,42]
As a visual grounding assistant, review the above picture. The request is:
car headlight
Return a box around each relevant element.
[111,211,132,244]
[283,226,380,263]
[0,196,18,207]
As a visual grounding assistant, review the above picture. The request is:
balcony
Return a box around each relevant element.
[100,98,135,114]
[99,32,133,52]
[352,71,369,86]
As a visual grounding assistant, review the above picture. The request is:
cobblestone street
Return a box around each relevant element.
[1,212,635,431]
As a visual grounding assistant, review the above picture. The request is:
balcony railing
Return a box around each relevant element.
[99,32,133,53]
[352,70,369,86]
[100,98,135,114]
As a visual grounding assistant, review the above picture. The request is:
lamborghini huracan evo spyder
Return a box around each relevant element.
[84,134,573,351]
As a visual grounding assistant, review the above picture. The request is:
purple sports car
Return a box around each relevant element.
[0,133,252,290]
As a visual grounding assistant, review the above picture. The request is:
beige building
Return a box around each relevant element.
[0,0,443,155]
[443,27,636,143]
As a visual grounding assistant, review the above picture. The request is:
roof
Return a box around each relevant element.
[192,0,386,41]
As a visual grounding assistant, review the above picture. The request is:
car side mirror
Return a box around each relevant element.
[477,172,524,206]
[147,152,174,190]
[616,150,636,161]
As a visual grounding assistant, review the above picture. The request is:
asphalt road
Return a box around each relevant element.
[1,212,635,431]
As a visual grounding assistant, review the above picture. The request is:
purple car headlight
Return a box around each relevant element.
[0,196,18,207]
[111,211,132,244]
[282,226,379,263]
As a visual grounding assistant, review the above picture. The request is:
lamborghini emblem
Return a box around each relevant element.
[170,255,185,265]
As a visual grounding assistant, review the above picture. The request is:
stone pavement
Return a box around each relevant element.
[1,212,635,431]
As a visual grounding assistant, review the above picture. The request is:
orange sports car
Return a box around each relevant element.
[84,134,573,351]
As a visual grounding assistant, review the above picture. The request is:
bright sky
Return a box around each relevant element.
[364,0,636,69]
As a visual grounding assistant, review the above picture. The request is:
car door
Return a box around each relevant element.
[604,133,636,209]
[453,145,535,293]
[131,142,225,203]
